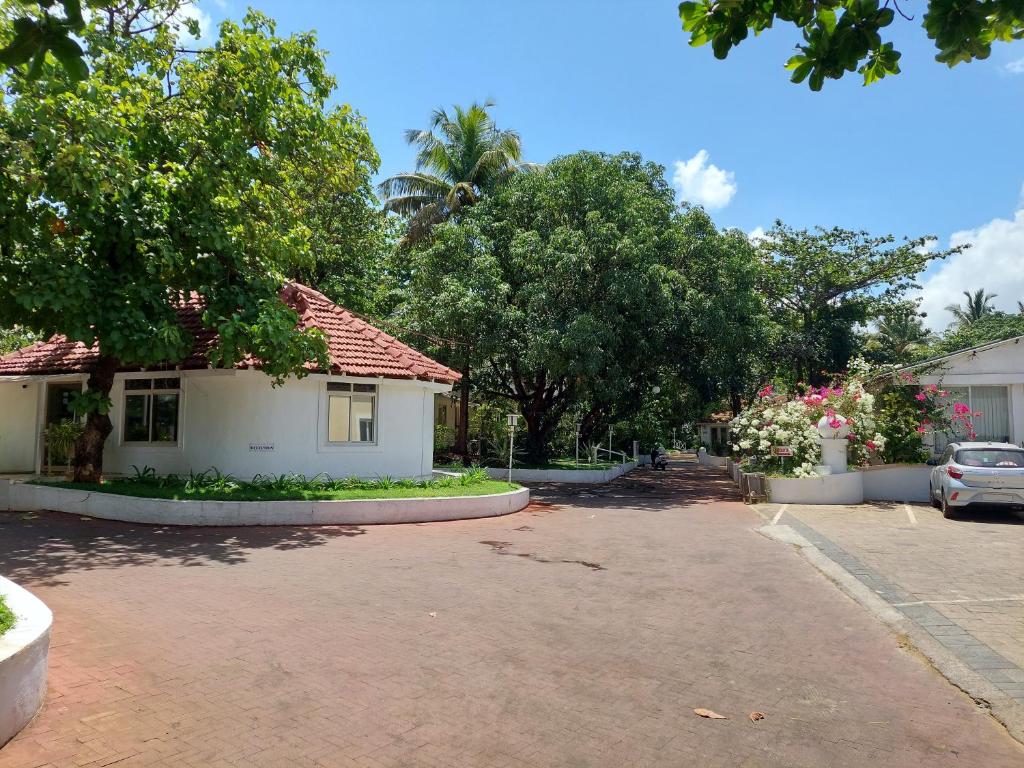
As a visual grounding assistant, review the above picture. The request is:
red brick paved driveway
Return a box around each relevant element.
[1,465,1021,767]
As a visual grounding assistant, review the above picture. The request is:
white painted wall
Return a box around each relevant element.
[0,575,51,748]
[0,383,39,473]
[916,339,1024,447]
[100,370,446,480]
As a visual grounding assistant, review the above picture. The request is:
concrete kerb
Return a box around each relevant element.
[484,462,637,484]
[756,516,1024,746]
[1,480,530,527]
[0,576,52,748]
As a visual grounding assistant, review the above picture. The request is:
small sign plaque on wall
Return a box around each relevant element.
[249,442,275,453]
[771,445,795,457]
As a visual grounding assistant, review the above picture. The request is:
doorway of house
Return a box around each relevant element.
[43,382,82,473]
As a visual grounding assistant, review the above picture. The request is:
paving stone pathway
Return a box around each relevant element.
[1,465,1022,767]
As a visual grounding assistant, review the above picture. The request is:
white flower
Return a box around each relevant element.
[739,439,751,450]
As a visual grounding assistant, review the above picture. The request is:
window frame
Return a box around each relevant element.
[324,381,378,446]
[121,375,183,447]
[934,384,1013,451]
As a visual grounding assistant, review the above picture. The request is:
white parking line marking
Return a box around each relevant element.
[904,504,917,525]
[893,595,1024,607]
[771,504,789,525]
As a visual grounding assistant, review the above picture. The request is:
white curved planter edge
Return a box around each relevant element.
[5,483,530,527]
[0,576,51,748]
[762,464,932,505]
[485,462,637,483]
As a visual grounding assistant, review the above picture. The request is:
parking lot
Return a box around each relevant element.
[758,500,1024,722]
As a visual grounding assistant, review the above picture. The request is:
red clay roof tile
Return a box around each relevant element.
[0,283,460,384]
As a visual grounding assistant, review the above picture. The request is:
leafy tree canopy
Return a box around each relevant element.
[0,2,379,478]
[400,151,682,462]
[934,312,1024,354]
[679,0,1024,90]
[755,222,958,383]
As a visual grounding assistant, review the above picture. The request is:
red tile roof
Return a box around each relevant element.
[0,283,460,384]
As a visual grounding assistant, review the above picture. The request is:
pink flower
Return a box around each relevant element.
[939,390,949,397]
[914,393,927,402]
[828,418,843,429]
[916,426,927,434]
[757,384,774,398]
[846,433,858,441]
[866,440,877,451]
[926,384,938,392]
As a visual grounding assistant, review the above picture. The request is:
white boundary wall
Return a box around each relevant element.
[485,462,636,484]
[762,465,931,504]
[0,576,51,748]
[2,482,529,526]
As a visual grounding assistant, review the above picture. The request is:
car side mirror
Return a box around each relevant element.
[925,458,939,466]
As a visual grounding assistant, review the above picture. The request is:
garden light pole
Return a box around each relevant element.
[507,413,519,484]
[575,420,581,467]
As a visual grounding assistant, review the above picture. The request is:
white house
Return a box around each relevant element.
[0,283,459,480]
[901,334,1024,453]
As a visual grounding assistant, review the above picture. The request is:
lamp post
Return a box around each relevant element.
[575,420,581,467]
[507,414,519,484]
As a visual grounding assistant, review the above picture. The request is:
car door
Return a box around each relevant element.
[932,447,953,496]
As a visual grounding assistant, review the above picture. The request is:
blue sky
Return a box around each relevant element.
[195,0,1024,328]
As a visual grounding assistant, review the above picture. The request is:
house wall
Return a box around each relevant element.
[102,370,447,480]
[0,382,39,473]
[915,340,1024,449]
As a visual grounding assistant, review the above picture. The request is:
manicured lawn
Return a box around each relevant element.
[32,479,518,503]
[0,594,15,636]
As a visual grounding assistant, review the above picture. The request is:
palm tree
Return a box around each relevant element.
[1017,300,1024,315]
[378,100,530,246]
[945,289,997,326]
[870,305,937,362]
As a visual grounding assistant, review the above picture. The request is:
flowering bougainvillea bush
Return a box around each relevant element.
[731,360,980,477]
[730,360,886,477]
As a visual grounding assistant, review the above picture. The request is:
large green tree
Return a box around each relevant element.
[378,100,533,459]
[401,152,681,463]
[934,312,1024,353]
[755,222,957,384]
[0,3,377,480]
[679,0,1024,90]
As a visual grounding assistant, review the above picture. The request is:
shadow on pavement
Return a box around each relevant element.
[0,511,365,586]
[527,462,741,510]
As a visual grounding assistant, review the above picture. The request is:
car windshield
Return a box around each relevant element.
[954,449,1024,468]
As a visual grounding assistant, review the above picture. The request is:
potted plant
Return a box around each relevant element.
[44,420,84,478]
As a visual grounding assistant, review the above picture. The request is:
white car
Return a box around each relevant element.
[929,442,1024,519]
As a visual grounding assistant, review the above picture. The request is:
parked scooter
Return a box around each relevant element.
[651,448,668,471]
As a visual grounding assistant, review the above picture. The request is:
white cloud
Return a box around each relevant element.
[175,2,216,45]
[1007,58,1024,75]
[748,226,767,243]
[672,150,737,210]
[915,203,1024,330]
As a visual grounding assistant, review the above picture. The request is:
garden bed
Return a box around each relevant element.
[3,477,530,526]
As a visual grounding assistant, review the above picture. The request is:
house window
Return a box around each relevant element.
[327,382,377,443]
[123,377,180,444]
[935,385,1011,451]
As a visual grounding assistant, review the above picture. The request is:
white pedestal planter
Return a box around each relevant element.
[819,438,849,475]
[767,472,864,505]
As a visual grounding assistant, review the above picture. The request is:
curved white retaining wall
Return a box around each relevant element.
[764,464,932,505]
[768,472,865,505]
[485,462,636,483]
[697,450,729,468]
[0,576,51,748]
[5,482,530,526]
[860,464,932,503]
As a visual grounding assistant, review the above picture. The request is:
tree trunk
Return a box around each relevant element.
[72,354,118,483]
[730,387,742,417]
[454,356,471,465]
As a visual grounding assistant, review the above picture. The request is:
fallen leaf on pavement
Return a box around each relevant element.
[428,612,437,618]
[749,712,766,722]
[694,708,727,719]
